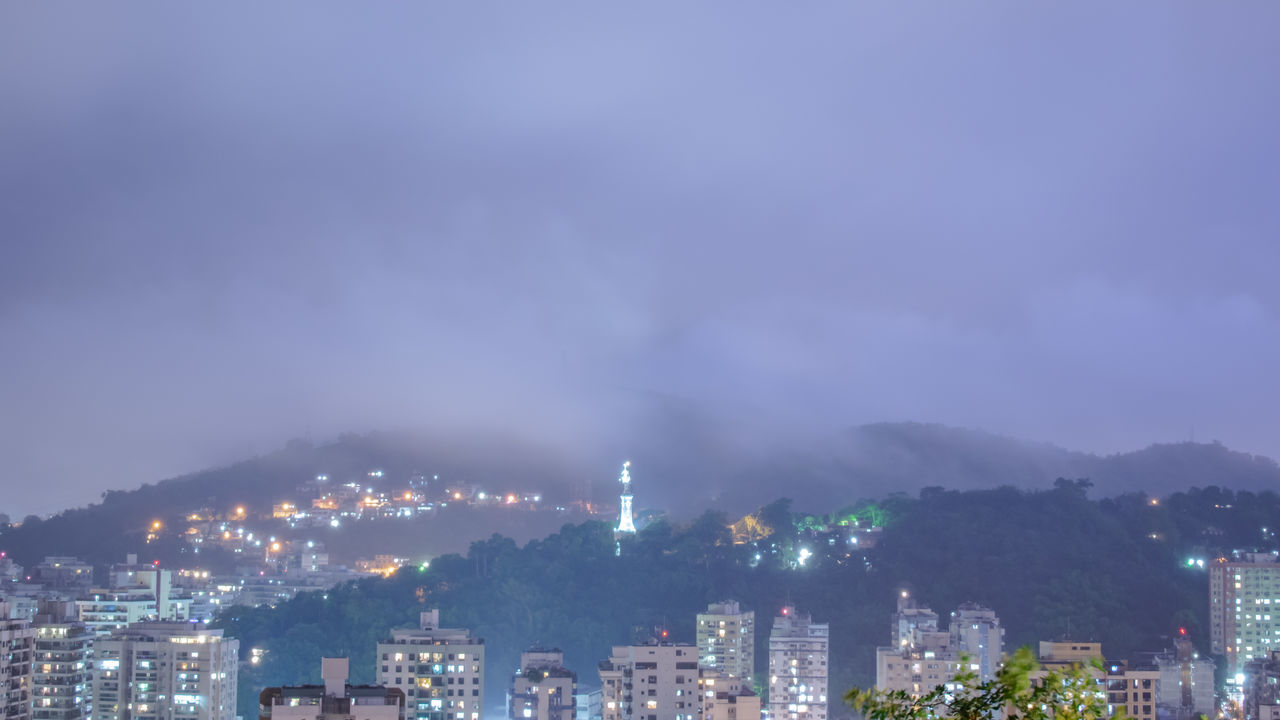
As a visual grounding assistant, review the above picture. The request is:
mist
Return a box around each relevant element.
[3,2,1280,516]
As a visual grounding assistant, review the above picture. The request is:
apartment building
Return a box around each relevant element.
[376,610,484,720]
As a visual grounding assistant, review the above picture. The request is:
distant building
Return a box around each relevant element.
[508,649,575,720]
[1105,662,1158,720]
[30,559,94,596]
[948,603,1004,682]
[376,610,485,720]
[1151,636,1214,720]
[598,641,700,720]
[767,606,827,720]
[91,622,237,720]
[32,601,93,720]
[1245,650,1280,720]
[1210,553,1280,672]
[0,557,24,586]
[698,671,759,720]
[890,593,938,649]
[1038,641,1103,669]
[573,691,601,720]
[0,603,35,720]
[76,569,192,636]
[696,601,754,681]
[1034,641,1159,720]
[875,595,960,698]
[260,657,403,720]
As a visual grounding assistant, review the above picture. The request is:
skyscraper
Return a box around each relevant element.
[767,607,827,720]
[376,610,485,720]
[696,601,754,681]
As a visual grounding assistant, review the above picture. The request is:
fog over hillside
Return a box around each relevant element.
[9,421,1280,526]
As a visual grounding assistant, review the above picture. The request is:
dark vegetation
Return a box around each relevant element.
[214,483,1280,718]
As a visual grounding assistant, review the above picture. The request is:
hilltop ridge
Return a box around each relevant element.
[4,422,1279,566]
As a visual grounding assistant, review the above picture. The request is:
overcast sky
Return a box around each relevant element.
[3,3,1279,516]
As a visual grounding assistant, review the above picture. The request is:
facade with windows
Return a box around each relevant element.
[1210,553,1280,672]
[75,570,192,637]
[767,607,827,720]
[32,602,93,720]
[508,649,575,720]
[695,602,753,682]
[697,671,759,720]
[376,611,484,720]
[0,604,35,720]
[948,603,1003,682]
[91,622,237,720]
[598,642,700,720]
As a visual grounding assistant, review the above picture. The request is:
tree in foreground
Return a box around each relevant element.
[846,647,1123,720]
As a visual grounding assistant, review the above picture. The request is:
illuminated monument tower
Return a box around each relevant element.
[615,462,636,555]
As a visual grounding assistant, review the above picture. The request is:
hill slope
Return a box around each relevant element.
[5,423,1280,567]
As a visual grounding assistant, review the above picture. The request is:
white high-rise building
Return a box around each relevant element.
[32,601,93,720]
[376,610,485,720]
[261,657,404,720]
[767,607,827,720]
[599,641,700,720]
[92,622,237,720]
[948,603,1003,682]
[696,602,754,681]
[0,603,35,720]
[1210,553,1280,672]
[508,649,575,720]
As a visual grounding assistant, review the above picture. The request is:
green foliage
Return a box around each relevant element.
[848,647,1119,720]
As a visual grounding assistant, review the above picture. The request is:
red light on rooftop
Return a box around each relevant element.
[661,630,668,638]
[153,560,160,566]
[1179,627,1187,636]
[781,607,789,615]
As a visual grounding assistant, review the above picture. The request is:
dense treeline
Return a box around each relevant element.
[214,483,1280,719]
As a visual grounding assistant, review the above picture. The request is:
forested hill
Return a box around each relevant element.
[0,431,586,567]
[214,483,1280,719]
[5,424,1279,568]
